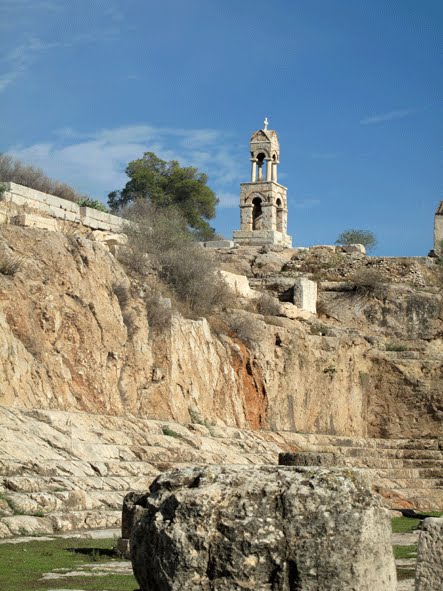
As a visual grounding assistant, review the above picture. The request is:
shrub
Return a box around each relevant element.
[161,426,183,439]
[122,201,232,317]
[0,153,88,203]
[0,252,24,276]
[350,268,388,297]
[335,229,377,252]
[256,293,281,316]
[144,288,172,335]
[386,342,408,352]
[228,313,262,344]
[112,282,131,308]
[77,197,109,213]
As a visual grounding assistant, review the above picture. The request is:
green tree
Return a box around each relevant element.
[108,152,218,240]
[335,229,377,252]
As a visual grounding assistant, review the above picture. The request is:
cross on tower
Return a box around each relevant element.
[263,117,269,130]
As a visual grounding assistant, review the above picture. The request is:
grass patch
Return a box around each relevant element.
[392,512,443,534]
[396,567,416,581]
[0,537,136,591]
[162,426,183,439]
[394,544,417,560]
[392,517,420,533]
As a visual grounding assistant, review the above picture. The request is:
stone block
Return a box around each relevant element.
[279,451,344,467]
[278,302,313,320]
[121,491,149,539]
[219,269,252,297]
[13,213,59,231]
[131,465,397,591]
[92,230,127,247]
[202,239,235,249]
[293,277,317,314]
[233,229,292,248]
[342,243,366,255]
[415,517,443,590]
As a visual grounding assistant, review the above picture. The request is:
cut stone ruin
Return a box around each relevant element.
[293,277,317,314]
[129,465,397,591]
[415,517,443,591]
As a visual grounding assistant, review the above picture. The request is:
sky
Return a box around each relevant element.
[0,0,441,255]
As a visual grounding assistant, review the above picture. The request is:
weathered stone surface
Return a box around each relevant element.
[203,240,235,249]
[13,213,59,231]
[342,243,366,255]
[415,517,443,590]
[131,465,397,591]
[279,451,344,467]
[219,269,253,297]
[293,277,317,313]
[121,491,148,539]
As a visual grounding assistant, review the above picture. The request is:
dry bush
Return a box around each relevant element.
[228,313,263,344]
[112,282,131,308]
[0,153,86,203]
[0,251,25,276]
[350,268,389,298]
[256,293,281,316]
[144,288,172,335]
[122,201,232,317]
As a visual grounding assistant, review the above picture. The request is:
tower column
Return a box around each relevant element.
[250,159,257,182]
[266,158,272,181]
[272,162,278,182]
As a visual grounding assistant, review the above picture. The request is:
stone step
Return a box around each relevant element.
[370,467,443,479]
[0,509,121,538]
[1,474,157,494]
[299,445,443,461]
[282,432,442,451]
[373,478,443,490]
[1,489,127,514]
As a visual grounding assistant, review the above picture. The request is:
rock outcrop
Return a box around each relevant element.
[1,407,441,539]
[1,225,441,439]
[131,465,397,591]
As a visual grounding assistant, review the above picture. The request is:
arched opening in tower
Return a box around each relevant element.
[252,197,263,230]
[276,198,283,232]
[256,153,266,181]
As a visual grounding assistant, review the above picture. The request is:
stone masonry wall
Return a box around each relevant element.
[0,181,124,233]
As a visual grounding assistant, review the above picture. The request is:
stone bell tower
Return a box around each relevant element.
[233,118,292,247]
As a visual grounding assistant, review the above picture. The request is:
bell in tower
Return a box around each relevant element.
[233,119,292,247]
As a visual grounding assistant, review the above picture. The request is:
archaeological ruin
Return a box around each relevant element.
[0,127,441,590]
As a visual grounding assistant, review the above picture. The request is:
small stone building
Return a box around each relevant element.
[434,201,443,254]
[233,120,292,247]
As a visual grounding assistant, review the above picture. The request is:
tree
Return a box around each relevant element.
[108,152,218,240]
[335,229,377,252]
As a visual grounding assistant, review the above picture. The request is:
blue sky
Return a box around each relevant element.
[0,0,441,255]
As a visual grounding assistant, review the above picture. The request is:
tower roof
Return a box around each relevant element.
[436,201,443,215]
[250,129,278,143]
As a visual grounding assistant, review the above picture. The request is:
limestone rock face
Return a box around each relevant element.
[131,465,397,591]
[415,517,443,590]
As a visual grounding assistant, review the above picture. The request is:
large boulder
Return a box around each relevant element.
[415,517,443,590]
[131,465,397,591]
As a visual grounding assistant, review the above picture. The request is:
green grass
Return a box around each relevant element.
[391,517,420,533]
[391,512,443,534]
[161,425,183,439]
[394,544,417,560]
[0,537,137,591]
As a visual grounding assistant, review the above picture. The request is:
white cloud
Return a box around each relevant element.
[360,109,415,125]
[0,37,60,92]
[8,124,246,208]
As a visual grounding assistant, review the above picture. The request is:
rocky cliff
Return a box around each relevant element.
[0,225,442,439]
